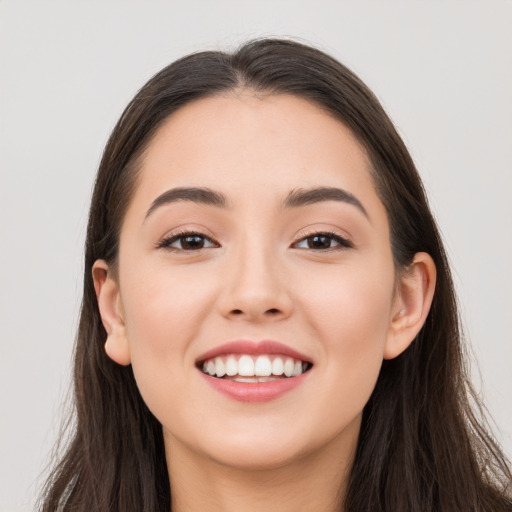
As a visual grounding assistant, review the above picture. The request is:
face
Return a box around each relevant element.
[98,93,413,471]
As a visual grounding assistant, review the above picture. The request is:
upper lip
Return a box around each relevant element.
[195,340,313,365]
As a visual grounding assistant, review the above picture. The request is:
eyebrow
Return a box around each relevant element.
[283,187,369,219]
[145,187,228,219]
[144,185,368,220]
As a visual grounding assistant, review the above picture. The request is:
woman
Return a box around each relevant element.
[39,38,512,511]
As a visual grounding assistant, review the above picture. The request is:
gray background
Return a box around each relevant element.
[1,1,511,510]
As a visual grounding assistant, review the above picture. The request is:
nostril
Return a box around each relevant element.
[228,307,283,317]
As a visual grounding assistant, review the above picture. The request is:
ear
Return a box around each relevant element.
[384,252,436,360]
[92,260,131,366]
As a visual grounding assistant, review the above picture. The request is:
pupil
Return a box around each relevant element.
[183,235,204,249]
[308,235,330,249]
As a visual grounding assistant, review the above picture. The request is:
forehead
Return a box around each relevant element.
[129,92,383,219]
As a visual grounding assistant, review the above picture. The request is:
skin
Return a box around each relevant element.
[93,93,436,512]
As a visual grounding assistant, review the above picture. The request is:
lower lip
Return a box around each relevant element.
[199,370,310,402]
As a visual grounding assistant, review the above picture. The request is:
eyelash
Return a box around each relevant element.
[292,230,353,251]
[156,230,353,252]
[156,230,220,252]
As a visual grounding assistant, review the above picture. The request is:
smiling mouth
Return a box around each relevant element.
[198,354,313,382]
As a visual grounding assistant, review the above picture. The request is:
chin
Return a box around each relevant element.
[207,438,313,472]
[193,419,335,470]
[209,413,361,471]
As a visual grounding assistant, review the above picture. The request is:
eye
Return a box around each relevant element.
[293,232,353,250]
[157,232,219,251]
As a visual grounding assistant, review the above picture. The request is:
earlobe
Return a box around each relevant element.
[384,252,436,360]
[92,260,131,366]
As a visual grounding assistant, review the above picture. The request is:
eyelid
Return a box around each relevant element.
[292,229,353,250]
[155,227,353,252]
[156,229,220,251]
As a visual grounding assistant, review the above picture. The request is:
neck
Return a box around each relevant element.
[164,418,359,512]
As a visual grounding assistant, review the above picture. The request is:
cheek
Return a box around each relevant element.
[298,260,394,409]
[118,262,219,415]
[301,257,394,339]
[121,261,215,355]
[119,263,218,426]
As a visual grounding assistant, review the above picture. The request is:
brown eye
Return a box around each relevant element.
[307,235,332,249]
[294,232,352,250]
[158,233,218,251]
[181,235,206,250]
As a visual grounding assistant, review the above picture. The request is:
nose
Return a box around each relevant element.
[217,241,293,323]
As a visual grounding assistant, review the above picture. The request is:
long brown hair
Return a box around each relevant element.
[39,38,512,511]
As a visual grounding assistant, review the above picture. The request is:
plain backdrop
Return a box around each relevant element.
[1,1,511,510]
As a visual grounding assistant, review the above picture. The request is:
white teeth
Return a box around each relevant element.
[238,355,255,376]
[283,358,295,377]
[272,358,284,375]
[292,360,302,377]
[256,376,279,382]
[225,355,238,376]
[255,355,272,376]
[206,360,216,376]
[215,357,225,377]
[232,376,258,383]
[201,354,310,379]
[233,376,281,383]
